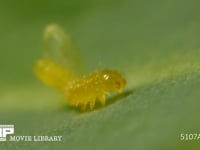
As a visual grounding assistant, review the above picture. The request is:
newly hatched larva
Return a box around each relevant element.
[35,24,126,110]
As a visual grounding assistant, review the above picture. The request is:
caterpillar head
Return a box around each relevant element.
[101,70,126,93]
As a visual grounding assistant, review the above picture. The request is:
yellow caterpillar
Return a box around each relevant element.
[35,24,126,110]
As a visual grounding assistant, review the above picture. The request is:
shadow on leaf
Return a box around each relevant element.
[59,89,133,113]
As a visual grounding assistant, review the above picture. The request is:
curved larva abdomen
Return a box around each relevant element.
[35,59,77,91]
[35,60,126,110]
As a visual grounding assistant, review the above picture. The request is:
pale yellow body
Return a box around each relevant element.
[65,70,126,110]
[35,24,126,110]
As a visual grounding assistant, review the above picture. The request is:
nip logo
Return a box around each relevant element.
[0,125,14,141]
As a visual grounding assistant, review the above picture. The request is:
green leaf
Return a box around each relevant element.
[0,0,200,149]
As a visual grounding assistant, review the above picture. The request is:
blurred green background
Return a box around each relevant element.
[1,0,200,149]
